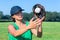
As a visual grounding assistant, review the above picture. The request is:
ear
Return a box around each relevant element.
[12,15,15,18]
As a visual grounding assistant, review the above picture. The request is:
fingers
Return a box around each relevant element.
[37,22,41,26]
[34,18,39,22]
[34,19,42,25]
[41,16,45,21]
[30,18,42,26]
[30,17,34,22]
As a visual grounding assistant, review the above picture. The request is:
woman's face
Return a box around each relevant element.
[12,11,23,21]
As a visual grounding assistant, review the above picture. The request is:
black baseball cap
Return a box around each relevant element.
[10,6,24,16]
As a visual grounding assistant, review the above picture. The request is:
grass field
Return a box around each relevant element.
[0,22,60,40]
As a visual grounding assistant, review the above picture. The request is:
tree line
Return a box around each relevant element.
[0,11,60,22]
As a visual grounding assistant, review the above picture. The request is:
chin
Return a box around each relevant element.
[19,18,23,20]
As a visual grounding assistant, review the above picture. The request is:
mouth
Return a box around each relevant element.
[19,16,23,18]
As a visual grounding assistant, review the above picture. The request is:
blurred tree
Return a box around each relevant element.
[0,11,4,19]
[2,15,11,19]
[23,12,30,21]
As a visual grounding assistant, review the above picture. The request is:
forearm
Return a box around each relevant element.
[13,26,30,37]
[38,25,42,32]
[37,24,42,37]
[37,16,45,37]
[31,25,42,37]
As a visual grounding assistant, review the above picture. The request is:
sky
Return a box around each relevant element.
[0,0,60,15]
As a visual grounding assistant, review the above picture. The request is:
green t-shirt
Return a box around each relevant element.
[8,21,32,40]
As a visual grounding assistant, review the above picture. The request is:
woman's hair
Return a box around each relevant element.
[11,14,16,22]
[12,17,16,22]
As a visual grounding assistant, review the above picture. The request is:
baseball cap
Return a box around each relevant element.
[10,6,24,16]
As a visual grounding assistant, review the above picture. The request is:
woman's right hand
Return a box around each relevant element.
[28,18,41,29]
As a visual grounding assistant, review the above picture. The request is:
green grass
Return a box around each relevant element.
[0,22,60,40]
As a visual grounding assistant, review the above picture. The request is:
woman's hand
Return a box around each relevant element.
[28,18,41,29]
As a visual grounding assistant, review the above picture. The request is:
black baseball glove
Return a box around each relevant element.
[32,4,46,20]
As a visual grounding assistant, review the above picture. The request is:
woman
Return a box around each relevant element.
[8,6,44,40]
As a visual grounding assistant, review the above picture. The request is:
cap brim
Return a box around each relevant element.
[21,9,24,11]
